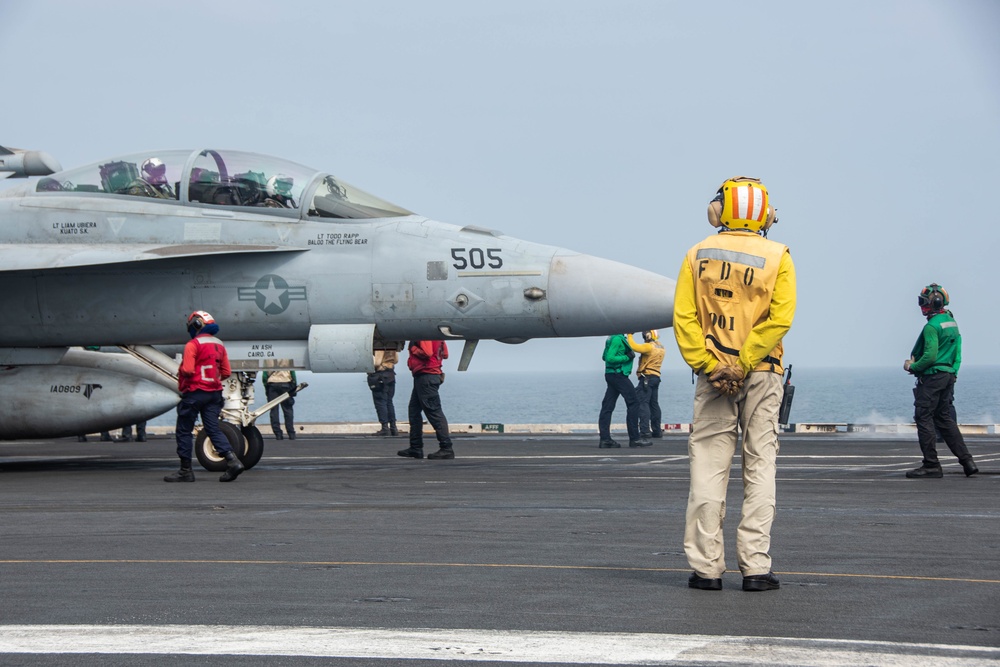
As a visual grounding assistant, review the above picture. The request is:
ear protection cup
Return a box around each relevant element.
[707,199,724,228]
[762,204,777,231]
[918,284,948,311]
[186,309,215,334]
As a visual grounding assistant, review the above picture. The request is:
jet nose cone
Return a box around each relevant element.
[23,151,62,176]
[547,253,674,337]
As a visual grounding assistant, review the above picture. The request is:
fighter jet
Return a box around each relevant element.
[0,146,674,467]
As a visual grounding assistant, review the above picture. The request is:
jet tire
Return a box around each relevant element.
[240,425,265,470]
[195,421,247,472]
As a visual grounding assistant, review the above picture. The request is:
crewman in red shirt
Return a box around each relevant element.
[164,310,244,483]
[397,340,454,459]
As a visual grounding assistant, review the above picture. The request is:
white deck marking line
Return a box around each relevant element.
[0,625,997,665]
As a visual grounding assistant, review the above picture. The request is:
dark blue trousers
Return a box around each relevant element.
[265,382,296,437]
[368,369,397,425]
[913,372,972,467]
[175,390,231,460]
[599,372,640,441]
[408,373,452,449]
[635,374,662,436]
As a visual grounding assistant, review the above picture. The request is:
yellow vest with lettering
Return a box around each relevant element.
[686,231,787,374]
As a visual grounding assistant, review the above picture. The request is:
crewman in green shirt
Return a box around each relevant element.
[903,283,978,478]
[598,334,650,448]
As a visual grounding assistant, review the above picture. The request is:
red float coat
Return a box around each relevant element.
[407,340,448,375]
[178,333,231,393]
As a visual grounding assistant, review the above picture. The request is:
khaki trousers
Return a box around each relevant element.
[684,371,782,578]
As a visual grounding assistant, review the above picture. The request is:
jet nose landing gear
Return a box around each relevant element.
[195,372,306,472]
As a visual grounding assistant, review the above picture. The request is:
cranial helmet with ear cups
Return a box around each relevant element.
[706,176,777,233]
[918,283,949,314]
[186,310,215,337]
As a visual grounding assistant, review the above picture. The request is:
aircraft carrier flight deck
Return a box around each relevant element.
[0,432,997,666]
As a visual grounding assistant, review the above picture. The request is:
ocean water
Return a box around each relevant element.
[149,365,1000,428]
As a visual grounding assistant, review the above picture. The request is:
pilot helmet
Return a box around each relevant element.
[186,310,215,337]
[707,176,777,233]
[918,283,949,316]
[267,174,294,198]
[141,158,167,184]
[642,330,659,342]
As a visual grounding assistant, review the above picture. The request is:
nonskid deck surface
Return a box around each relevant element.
[0,434,997,665]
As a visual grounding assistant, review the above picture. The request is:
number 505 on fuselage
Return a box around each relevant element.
[0,147,674,438]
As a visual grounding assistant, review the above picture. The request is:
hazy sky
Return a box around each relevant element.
[2,1,998,373]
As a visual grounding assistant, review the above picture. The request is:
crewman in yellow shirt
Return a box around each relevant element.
[263,369,298,440]
[673,177,796,593]
[627,330,665,439]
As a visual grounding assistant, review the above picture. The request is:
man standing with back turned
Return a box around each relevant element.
[627,330,665,439]
[263,368,297,440]
[673,177,796,592]
[369,347,399,436]
[904,283,978,478]
[597,333,650,448]
[398,340,454,460]
[165,310,244,483]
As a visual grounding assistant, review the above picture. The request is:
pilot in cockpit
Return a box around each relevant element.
[264,174,296,208]
[126,157,176,199]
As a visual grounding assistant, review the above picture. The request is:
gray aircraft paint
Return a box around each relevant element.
[0,147,674,439]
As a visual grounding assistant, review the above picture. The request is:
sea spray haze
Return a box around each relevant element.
[145,366,999,428]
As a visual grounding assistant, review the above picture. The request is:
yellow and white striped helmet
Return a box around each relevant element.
[707,176,777,233]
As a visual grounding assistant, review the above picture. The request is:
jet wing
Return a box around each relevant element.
[0,243,307,271]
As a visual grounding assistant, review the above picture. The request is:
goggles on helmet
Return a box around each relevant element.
[917,284,949,312]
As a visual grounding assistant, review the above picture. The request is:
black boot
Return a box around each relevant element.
[688,572,722,590]
[906,465,943,478]
[397,447,424,459]
[164,459,195,483]
[219,451,245,482]
[428,447,455,459]
[389,423,399,436]
[743,572,780,592]
[374,424,390,436]
[273,431,283,440]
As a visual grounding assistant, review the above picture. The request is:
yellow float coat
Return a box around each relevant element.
[673,230,796,375]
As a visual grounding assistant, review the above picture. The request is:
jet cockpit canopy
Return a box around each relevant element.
[34,149,412,220]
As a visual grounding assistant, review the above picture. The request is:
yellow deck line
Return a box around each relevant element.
[2,559,997,584]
